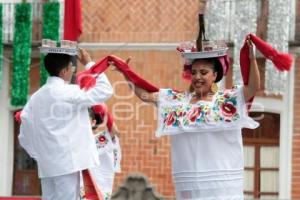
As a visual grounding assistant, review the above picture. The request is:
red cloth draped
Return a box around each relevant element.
[76,55,159,92]
[63,0,82,40]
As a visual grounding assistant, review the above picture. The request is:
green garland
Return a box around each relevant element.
[0,4,3,89]
[40,2,60,86]
[11,3,32,106]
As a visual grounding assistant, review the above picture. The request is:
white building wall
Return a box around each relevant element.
[0,51,14,196]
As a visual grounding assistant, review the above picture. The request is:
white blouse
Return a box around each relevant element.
[156,86,259,200]
[93,131,121,173]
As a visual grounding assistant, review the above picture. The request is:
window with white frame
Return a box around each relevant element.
[243,112,280,199]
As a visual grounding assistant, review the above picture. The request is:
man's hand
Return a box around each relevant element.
[77,48,92,65]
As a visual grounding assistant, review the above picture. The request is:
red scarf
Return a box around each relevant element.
[240,33,292,85]
[240,33,293,109]
[77,55,159,92]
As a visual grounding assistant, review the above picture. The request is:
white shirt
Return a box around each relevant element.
[18,62,113,178]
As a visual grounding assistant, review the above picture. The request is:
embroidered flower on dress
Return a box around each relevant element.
[161,88,241,128]
[95,131,108,150]
[113,149,118,167]
[99,135,106,143]
[164,111,176,125]
[221,102,237,117]
[215,89,239,122]
[166,89,186,101]
[186,107,202,122]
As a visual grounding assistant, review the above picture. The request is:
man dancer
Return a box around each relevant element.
[19,48,113,200]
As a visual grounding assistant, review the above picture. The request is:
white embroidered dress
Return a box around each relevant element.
[89,131,121,200]
[156,86,259,200]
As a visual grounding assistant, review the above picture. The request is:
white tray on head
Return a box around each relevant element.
[182,48,228,60]
[39,47,78,55]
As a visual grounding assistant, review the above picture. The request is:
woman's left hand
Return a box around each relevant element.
[246,36,255,59]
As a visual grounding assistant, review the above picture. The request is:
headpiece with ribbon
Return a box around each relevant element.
[177,14,230,83]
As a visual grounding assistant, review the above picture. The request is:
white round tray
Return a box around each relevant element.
[39,47,78,55]
[182,48,228,60]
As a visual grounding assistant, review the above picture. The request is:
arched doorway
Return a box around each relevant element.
[243,112,280,199]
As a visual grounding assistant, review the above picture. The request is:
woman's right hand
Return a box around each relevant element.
[109,58,131,72]
[110,58,158,104]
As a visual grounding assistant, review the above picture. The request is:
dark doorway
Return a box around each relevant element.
[13,111,41,196]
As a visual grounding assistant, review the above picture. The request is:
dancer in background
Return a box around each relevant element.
[80,104,121,200]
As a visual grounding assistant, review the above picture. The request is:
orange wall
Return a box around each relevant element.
[292,55,300,198]
[79,0,203,43]
[292,0,300,198]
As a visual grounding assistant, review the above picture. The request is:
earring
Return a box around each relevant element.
[211,82,218,93]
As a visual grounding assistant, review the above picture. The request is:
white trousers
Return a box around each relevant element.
[41,171,80,200]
